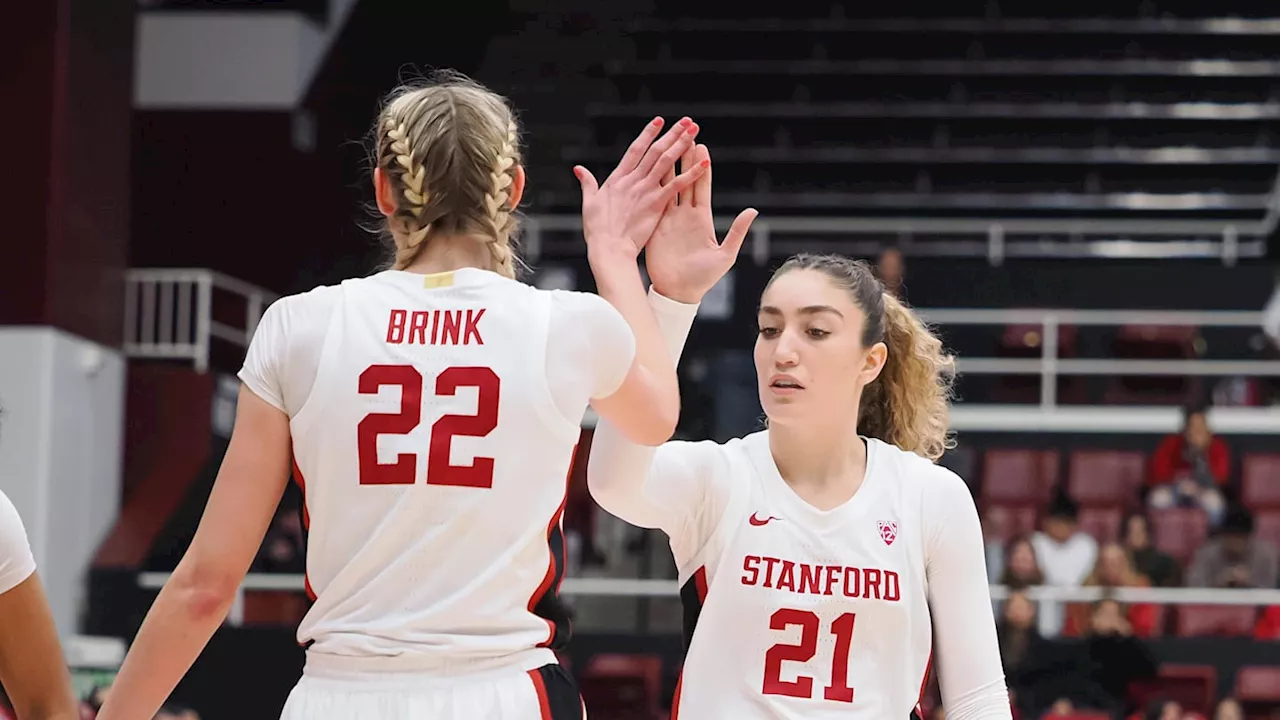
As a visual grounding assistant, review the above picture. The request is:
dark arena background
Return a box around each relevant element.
[3,1,1280,718]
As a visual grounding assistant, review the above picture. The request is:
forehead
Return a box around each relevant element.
[761,269,858,312]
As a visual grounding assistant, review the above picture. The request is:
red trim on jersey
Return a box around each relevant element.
[694,566,708,603]
[670,671,684,720]
[915,648,933,716]
[528,444,577,646]
[527,668,553,720]
[290,455,317,602]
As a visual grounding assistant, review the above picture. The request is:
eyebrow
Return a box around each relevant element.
[758,305,845,318]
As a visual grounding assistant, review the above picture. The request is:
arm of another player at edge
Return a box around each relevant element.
[588,249,681,446]
[0,574,79,720]
[925,471,1013,720]
[96,386,293,720]
[588,288,701,531]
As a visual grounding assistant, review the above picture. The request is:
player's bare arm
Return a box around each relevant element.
[0,573,79,720]
[576,117,710,446]
[587,145,756,528]
[97,387,292,720]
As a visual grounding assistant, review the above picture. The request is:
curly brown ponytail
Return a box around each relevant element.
[767,254,956,461]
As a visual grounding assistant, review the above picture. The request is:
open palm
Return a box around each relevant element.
[645,144,758,304]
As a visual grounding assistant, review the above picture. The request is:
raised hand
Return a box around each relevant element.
[645,143,758,304]
[575,117,708,264]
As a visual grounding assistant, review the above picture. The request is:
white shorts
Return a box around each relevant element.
[280,662,585,720]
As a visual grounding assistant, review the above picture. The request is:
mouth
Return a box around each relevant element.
[768,375,805,392]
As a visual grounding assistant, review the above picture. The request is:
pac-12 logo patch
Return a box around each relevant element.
[878,520,899,546]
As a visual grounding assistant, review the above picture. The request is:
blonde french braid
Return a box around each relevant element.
[384,119,430,261]
[482,122,519,279]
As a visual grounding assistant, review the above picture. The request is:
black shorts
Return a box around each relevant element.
[529,663,583,720]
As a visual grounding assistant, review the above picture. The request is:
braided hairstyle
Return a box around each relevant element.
[371,71,524,278]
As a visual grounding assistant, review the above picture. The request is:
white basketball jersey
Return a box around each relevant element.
[672,433,934,719]
[286,269,583,666]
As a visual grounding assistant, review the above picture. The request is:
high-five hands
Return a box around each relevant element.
[575,117,708,263]
[645,142,758,304]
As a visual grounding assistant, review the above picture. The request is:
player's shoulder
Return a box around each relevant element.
[545,287,618,316]
[262,282,343,327]
[0,488,35,594]
[869,438,969,497]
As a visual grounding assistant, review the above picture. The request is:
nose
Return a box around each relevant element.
[772,330,800,368]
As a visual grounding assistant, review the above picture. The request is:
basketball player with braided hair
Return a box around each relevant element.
[587,145,1010,718]
[99,72,711,720]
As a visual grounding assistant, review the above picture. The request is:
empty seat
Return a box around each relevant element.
[1107,324,1201,404]
[1150,508,1209,565]
[1077,506,1122,544]
[1158,664,1218,705]
[579,653,664,720]
[1128,673,1215,717]
[983,504,1038,544]
[1254,511,1280,551]
[981,449,1060,505]
[1234,665,1280,703]
[1241,453,1280,510]
[1175,605,1258,637]
[1068,450,1145,507]
[995,323,1083,404]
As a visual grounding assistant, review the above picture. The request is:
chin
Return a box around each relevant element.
[759,397,804,426]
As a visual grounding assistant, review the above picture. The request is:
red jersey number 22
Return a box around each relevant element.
[762,609,857,703]
[357,364,500,488]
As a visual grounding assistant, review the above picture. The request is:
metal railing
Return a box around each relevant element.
[135,571,1280,607]
[124,268,277,373]
[523,214,1270,266]
[919,307,1280,408]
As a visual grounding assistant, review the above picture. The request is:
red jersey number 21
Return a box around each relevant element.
[762,609,857,703]
[357,364,500,488]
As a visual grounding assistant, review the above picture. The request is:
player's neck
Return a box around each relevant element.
[767,424,868,508]
[398,234,494,275]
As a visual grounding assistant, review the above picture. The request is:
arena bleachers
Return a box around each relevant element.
[500,1,1280,267]
[563,1,1280,218]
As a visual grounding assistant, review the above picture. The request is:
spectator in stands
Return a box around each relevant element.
[1143,697,1187,720]
[874,246,905,300]
[1067,543,1159,637]
[997,589,1049,716]
[1212,697,1243,720]
[999,535,1045,587]
[1122,512,1181,587]
[1083,598,1157,713]
[1186,506,1280,588]
[1148,404,1229,527]
[1032,494,1099,636]
[1005,595,1125,718]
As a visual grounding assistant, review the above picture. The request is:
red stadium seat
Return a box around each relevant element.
[981,449,1060,505]
[1175,605,1258,637]
[995,323,1082,404]
[1255,511,1280,552]
[1234,665,1280,703]
[1241,454,1280,510]
[1150,508,1209,565]
[1106,324,1201,404]
[1068,450,1145,507]
[983,504,1039,544]
[1077,506,1122,544]
[1158,664,1218,705]
[579,653,663,720]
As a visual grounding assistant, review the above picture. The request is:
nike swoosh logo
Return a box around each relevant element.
[749,512,780,526]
